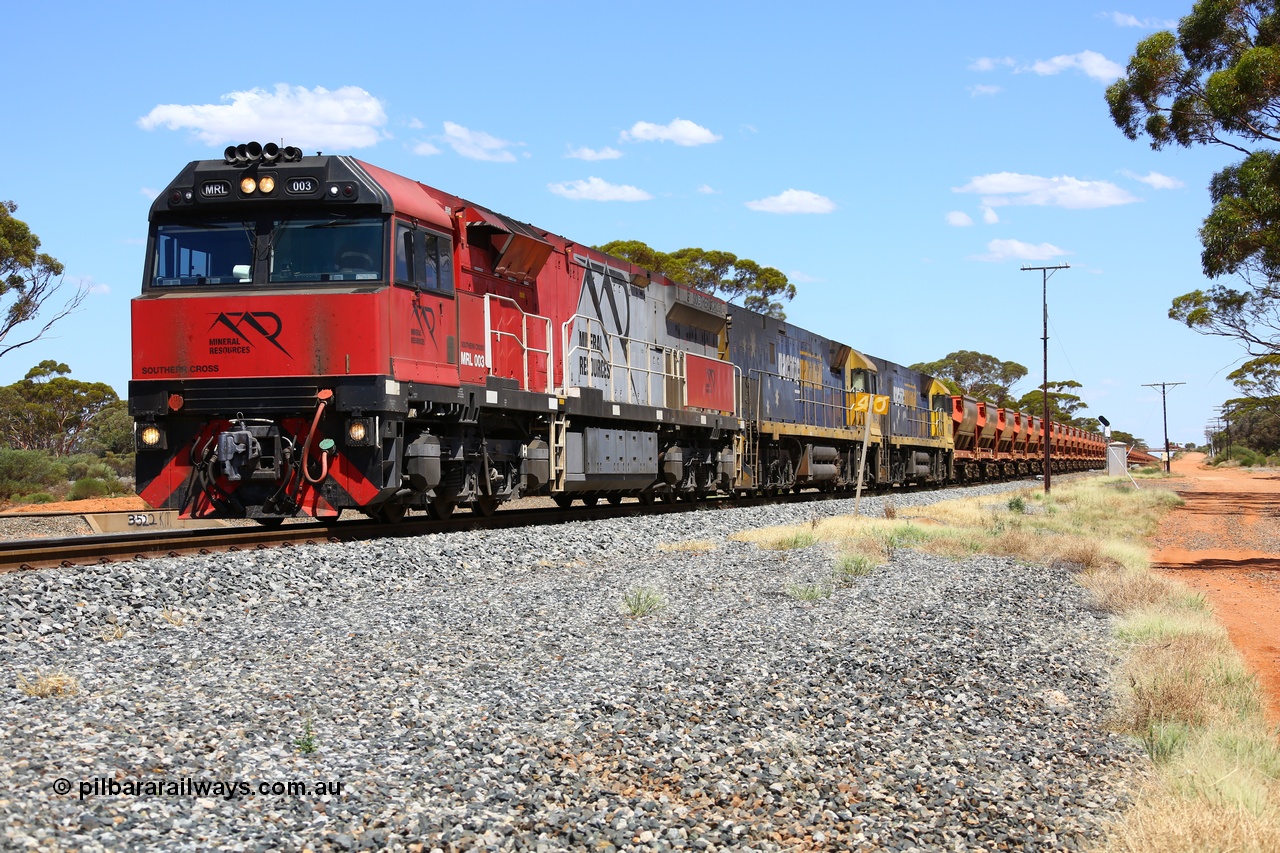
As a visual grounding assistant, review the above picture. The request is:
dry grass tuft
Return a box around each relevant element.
[1105,788,1280,853]
[1079,566,1182,614]
[98,624,125,642]
[159,609,188,627]
[658,540,717,552]
[17,668,79,698]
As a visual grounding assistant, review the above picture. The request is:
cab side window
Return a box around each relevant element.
[394,221,454,295]
[423,233,454,295]
[395,222,415,285]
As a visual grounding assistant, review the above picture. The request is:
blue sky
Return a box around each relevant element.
[1,1,1246,447]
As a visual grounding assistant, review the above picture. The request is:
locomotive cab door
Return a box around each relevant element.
[390,220,459,386]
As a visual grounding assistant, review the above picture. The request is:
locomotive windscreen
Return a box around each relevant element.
[152,221,255,286]
[149,214,386,287]
[269,216,384,283]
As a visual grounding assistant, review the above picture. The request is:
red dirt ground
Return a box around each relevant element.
[0,496,149,515]
[1148,452,1280,730]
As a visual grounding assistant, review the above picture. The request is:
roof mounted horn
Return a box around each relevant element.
[222,141,305,166]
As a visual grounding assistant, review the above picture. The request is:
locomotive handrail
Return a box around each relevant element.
[483,293,553,394]
[560,315,669,408]
[747,367,854,431]
[559,315,740,418]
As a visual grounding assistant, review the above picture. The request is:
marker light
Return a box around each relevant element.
[259,175,276,194]
[240,176,257,194]
[348,421,367,442]
[140,426,162,447]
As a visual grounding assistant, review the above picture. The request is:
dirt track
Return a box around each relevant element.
[1149,452,1280,729]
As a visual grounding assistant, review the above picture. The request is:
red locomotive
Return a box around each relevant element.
[129,143,1103,523]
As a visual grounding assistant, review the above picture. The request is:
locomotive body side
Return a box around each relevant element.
[131,151,742,522]
[130,148,1103,523]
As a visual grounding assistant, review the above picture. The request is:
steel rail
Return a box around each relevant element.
[0,496,744,573]
[1,472,1084,574]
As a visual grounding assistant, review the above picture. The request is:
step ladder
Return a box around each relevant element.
[551,413,568,493]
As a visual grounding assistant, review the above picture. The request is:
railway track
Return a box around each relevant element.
[0,470,1092,573]
[0,490,851,573]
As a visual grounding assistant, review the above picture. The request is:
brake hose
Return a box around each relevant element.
[302,390,334,485]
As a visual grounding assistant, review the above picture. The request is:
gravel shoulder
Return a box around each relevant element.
[0,478,1144,851]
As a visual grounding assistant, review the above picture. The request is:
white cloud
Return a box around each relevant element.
[982,205,999,224]
[954,172,1139,209]
[1123,169,1184,189]
[969,56,1014,72]
[697,184,718,194]
[140,187,159,201]
[412,141,442,156]
[1100,11,1176,28]
[548,177,652,202]
[969,84,1002,97]
[787,270,823,283]
[71,275,111,296]
[440,121,519,162]
[566,145,623,161]
[972,239,1070,263]
[745,190,836,214]
[621,118,721,146]
[1024,50,1124,83]
[407,117,424,129]
[138,84,387,149]
[946,211,975,227]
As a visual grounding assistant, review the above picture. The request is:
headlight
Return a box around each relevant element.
[345,418,374,447]
[240,176,257,194]
[137,425,166,450]
[259,175,276,194]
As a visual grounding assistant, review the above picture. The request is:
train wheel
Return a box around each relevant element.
[376,504,407,524]
[430,498,456,519]
[553,494,573,509]
[254,517,285,528]
[581,496,599,507]
[472,496,499,517]
[637,492,655,506]
[607,495,623,506]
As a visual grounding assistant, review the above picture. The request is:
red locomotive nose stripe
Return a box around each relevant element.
[138,451,196,511]
[329,450,383,505]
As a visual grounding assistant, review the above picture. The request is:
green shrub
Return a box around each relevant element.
[622,586,665,618]
[68,478,111,500]
[16,492,57,504]
[786,582,831,601]
[101,452,135,478]
[1213,447,1265,467]
[65,454,117,482]
[0,450,69,501]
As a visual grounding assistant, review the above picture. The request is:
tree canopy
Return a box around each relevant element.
[909,350,1028,406]
[0,361,119,455]
[1107,1,1280,359]
[0,201,86,361]
[598,240,796,318]
[1017,380,1097,430]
